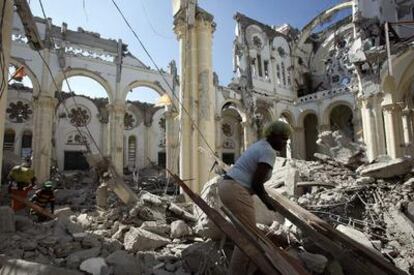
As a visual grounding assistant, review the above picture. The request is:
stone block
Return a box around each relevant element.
[0,256,82,275]
[140,221,171,237]
[359,157,413,178]
[170,220,192,239]
[79,257,108,275]
[124,227,169,252]
[106,250,141,275]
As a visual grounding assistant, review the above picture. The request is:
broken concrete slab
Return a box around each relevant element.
[170,220,192,239]
[140,221,171,237]
[79,257,108,275]
[336,225,379,254]
[358,157,413,178]
[123,227,170,252]
[0,256,82,275]
[65,247,101,269]
[106,250,141,275]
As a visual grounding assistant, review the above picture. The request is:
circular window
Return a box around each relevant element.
[6,101,32,123]
[68,107,91,127]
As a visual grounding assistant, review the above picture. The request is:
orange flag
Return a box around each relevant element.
[11,66,26,82]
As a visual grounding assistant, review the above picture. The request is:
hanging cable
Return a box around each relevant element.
[111,0,218,157]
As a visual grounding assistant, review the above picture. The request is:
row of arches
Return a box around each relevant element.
[218,100,354,163]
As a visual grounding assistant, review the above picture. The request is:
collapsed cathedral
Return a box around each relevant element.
[3,0,414,274]
[2,0,414,192]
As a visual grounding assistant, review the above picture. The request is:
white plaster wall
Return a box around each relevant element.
[4,89,34,158]
[55,96,102,170]
[148,109,166,165]
[123,103,145,170]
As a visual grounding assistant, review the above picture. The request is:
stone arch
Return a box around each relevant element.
[297,109,319,127]
[279,110,296,128]
[396,52,414,103]
[220,100,246,123]
[321,100,354,126]
[3,128,16,152]
[221,102,244,164]
[122,80,166,102]
[9,58,40,97]
[52,68,114,102]
[329,104,354,139]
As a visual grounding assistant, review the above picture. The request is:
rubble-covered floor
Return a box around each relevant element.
[1,135,414,274]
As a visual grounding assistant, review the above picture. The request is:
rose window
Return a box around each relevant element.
[6,101,32,123]
[68,107,90,127]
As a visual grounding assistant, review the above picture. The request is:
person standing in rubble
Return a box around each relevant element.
[8,157,37,214]
[30,181,55,222]
[218,120,292,275]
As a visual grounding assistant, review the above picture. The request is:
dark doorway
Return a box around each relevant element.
[158,152,166,168]
[222,153,235,165]
[64,151,89,170]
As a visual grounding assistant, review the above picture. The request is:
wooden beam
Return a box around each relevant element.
[266,189,406,275]
[168,171,306,275]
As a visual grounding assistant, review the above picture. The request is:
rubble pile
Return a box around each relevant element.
[0,172,227,275]
[267,152,414,273]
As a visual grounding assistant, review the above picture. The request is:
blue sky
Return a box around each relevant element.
[28,0,347,102]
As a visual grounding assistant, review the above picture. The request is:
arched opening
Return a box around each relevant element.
[279,113,294,158]
[125,86,165,171]
[21,130,32,158]
[304,114,318,160]
[221,103,243,164]
[254,109,273,138]
[3,129,15,152]
[128,136,137,169]
[329,104,354,140]
[62,75,109,99]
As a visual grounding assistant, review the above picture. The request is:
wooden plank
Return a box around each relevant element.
[221,206,310,275]
[10,194,56,219]
[266,189,406,275]
[167,171,301,275]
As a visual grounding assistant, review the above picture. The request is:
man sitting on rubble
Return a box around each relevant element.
[218,120,292,275]
[8,157,37,214]
[30,180,55,222]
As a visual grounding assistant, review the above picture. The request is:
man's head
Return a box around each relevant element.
[42,180,54,191]
[263,121,292,151]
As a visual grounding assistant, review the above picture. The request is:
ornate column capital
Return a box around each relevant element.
[106,103,126,114]
[382,102,402,113]
[34,96,58,109]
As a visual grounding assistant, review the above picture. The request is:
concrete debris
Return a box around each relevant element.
[358,156,413,178]
[170,220,192,239]
[317,130,366,168]
[124,227,170,252]
[79,257,108,275]
[2,151,414,274]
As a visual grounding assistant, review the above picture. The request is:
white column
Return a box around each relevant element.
[382,103,404,158]
[0,0,14,181]
[241,119,256,150]
[401,107,413,156]
[165,108,179,175]
[32,96,58,182]
[108,103,125,175]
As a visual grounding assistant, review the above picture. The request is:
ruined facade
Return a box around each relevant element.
[3,0,414,193]
[3,13,176,182]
